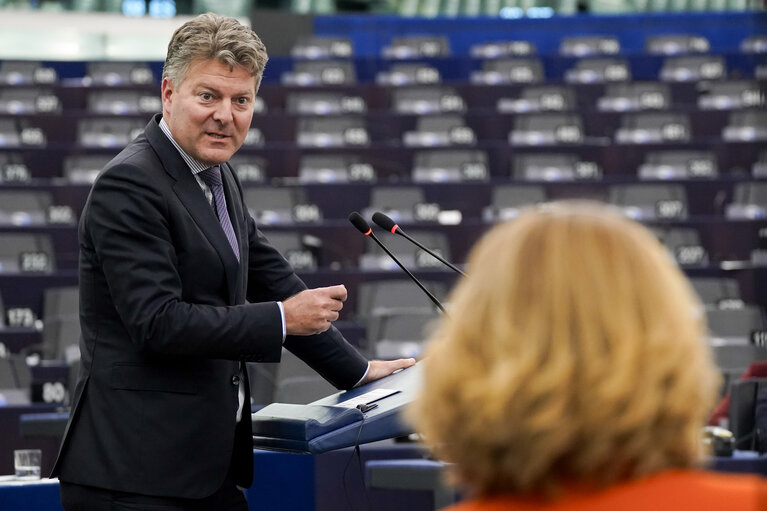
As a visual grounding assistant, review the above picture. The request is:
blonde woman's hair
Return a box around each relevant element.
[163,13,268,91]
[407,200,720,498]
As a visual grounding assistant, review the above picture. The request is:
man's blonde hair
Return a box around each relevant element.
[163,13,268,91]
[407,201,720,497]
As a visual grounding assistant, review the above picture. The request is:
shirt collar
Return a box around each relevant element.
[158,117,211,175]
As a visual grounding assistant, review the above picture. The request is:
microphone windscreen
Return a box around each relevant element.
[348,212,372,234]
[372,211,398,232]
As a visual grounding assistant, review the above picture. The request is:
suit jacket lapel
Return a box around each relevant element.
[144,116,241,305]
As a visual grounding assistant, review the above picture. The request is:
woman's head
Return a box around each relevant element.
[407,200,719,497]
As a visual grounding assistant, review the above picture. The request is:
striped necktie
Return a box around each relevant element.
[198,165,240,261]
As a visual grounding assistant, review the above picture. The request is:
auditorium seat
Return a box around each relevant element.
[752,151,767,178]
[286,91,367,116]
[512,153,601,181]
[637,150,718,180]
[707,306,767,345]
[391,87,465,115]
[0,117,20,146]
[362,186,426,223]
[470,58,544,85]
[597,82,671,112]
[740,35,767,53]
[610,183,688,220]
[357,279,447,320]
[469,40,537,59]
[0,61,57,86]
[381,36,450,59]
[87,90,160,115]
[690,277,742,306]
[359,230,451,271]
[43,286,79,319]
[564,57,631,84]
[377,63,442,86]
[290,36,354,60]
[482,185,547,221]
[0,152,30,182]
[653,226,709,267]
[614,112,691,144]
[296,115,369,147]
[260,230,321,272]
[497,85,576,113]
[37,316,81,362]
[509,113,584,145]
[0,190,53,226]
[645,34,710,55]
[64,154,113,184]
[0,88,60,115]
[722,110,767,142]
[228,155,267,184]
[698,80,763,110]
[0,355,32,404]
[244,187,322,225]
[559,35,621,57]
[366,311,439,359]
[0,233,55,274]
[402,114,476,147]
[659,55,726,82]
[85,61,155,86]
[299,154,377,183]
[411,149,489,182]
[725,182,767,219]
[78,117,145,148]
[281,60,357,86]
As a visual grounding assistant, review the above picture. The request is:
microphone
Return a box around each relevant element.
[348,212,445,314]
[371,212,466,276]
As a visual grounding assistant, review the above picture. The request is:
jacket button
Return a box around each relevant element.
[231,375,240,385]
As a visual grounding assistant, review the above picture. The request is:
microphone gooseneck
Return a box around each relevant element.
[348,211,446,314]
[371,211,467,277]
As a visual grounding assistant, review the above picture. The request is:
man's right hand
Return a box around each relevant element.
[283,285,347,336]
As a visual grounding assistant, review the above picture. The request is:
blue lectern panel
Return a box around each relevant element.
[252,361,422,454]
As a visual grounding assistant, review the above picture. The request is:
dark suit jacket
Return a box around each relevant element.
[51,115,368,498]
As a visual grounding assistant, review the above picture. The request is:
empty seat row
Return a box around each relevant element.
[1,32,760,88]
[1,110,764,152]
[2,79,763,117]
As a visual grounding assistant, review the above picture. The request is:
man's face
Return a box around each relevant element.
[161,59,257,165]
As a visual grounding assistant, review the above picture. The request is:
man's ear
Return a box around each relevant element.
[160,77,174,114]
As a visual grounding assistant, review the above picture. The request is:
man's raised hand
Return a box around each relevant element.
[283,285,347,335]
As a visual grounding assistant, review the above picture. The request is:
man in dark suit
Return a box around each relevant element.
[52,14,414,510]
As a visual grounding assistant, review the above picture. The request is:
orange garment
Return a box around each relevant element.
[445,470,767,511]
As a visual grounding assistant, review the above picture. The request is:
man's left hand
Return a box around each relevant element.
[360,358,417,386]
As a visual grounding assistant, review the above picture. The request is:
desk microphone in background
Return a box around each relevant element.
[371,211,466,276]
[348,211,446,314]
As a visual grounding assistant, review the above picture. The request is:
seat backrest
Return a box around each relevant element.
[690,277,741,305]
[383,36,450,58]
[86,61,154,86]
[43,286,80,320]
[369,186,425,211]
[729,377,767,450]
[357,279,447,318]
[645,34,710,54]
[244,187,306,212]
[291,36,353,59]
[0,233,55,273]
[560,36,620,56]
[367,311,439,343]
[707,306,767,339]
[492,185,547,208]
[415,114,467,132]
